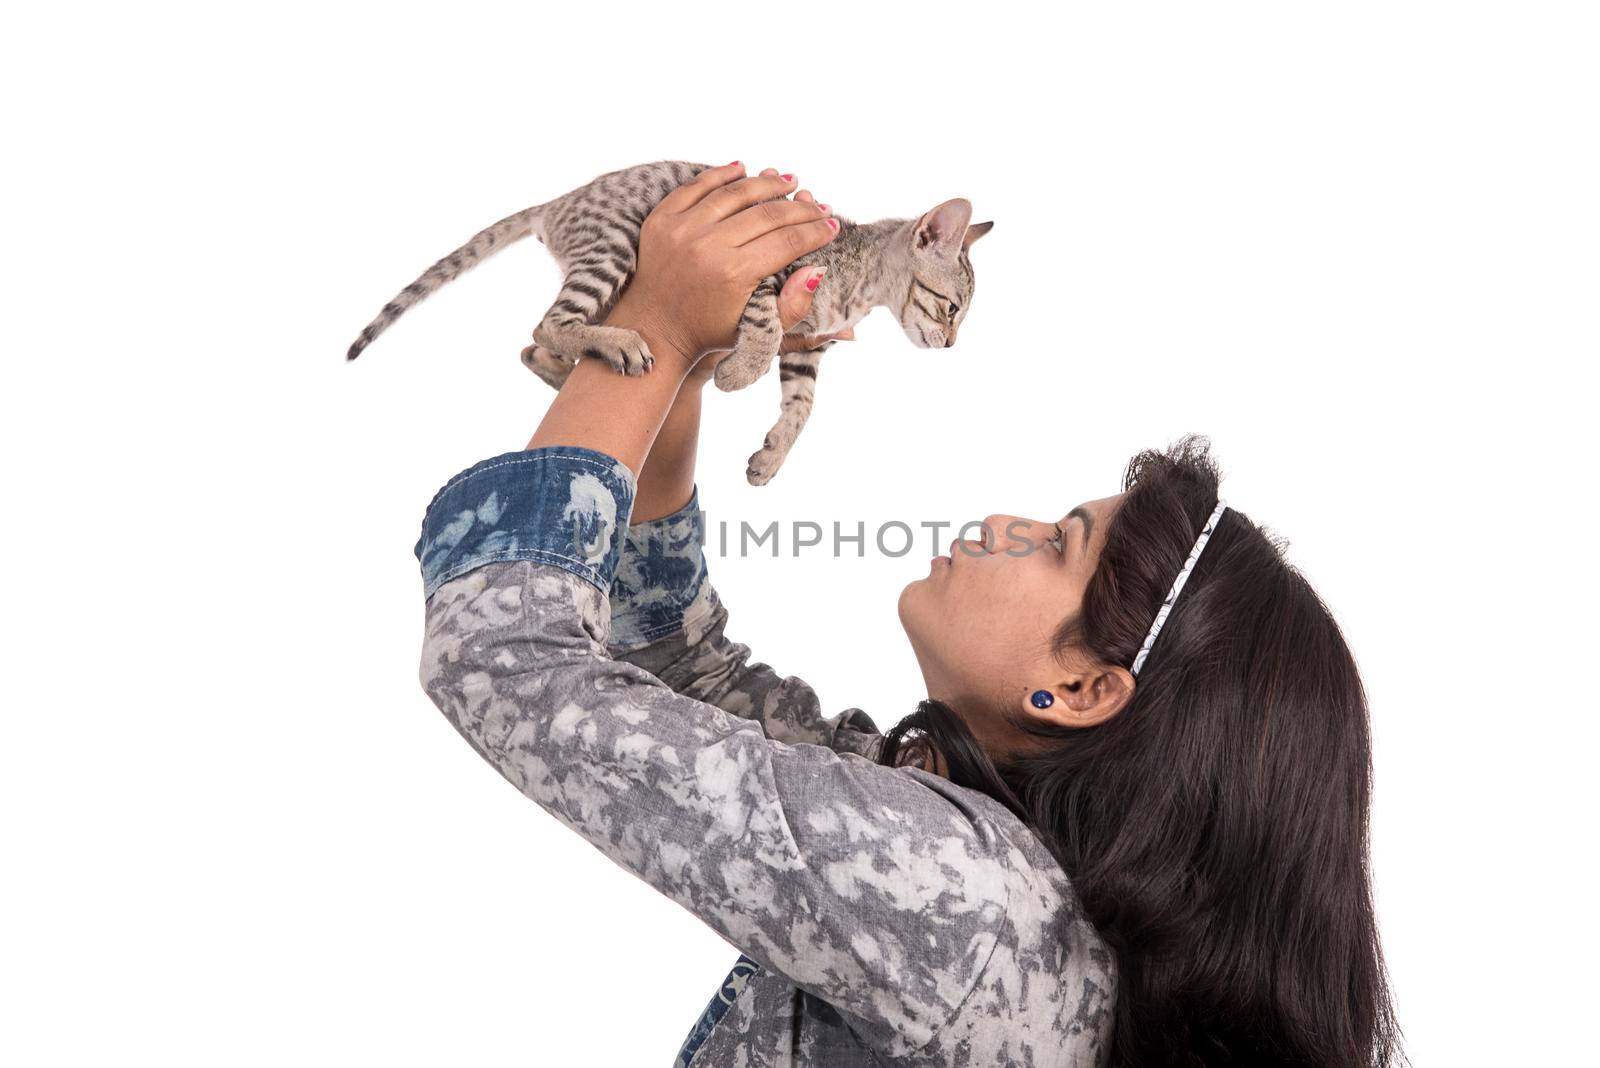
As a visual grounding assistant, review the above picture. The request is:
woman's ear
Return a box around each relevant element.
[1024,668,1134,729]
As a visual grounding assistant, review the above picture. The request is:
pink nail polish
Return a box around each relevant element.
[826,218,839,230]
[806,270,825,291]
[781,173,796,183]
[817,202,831,213]
[728,160,741,167]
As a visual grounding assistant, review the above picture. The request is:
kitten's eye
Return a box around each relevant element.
[947,302,960,316]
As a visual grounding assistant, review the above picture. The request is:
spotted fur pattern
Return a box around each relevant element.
[348,160,993,485]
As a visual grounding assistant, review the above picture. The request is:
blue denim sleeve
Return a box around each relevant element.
[608,484,711,651]
[414,446,881,756]
[415,446,636,599]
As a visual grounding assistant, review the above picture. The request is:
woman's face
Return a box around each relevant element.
[897,492,1133,758]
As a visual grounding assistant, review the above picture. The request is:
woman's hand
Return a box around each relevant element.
[629,178,853,519]
[685,172,854,387]
[603,161,841,371]
[526,163,842,481]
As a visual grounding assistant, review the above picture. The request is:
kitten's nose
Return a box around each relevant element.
[943,336,956,348]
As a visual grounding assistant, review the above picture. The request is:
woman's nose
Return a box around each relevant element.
[981,514,1033,553]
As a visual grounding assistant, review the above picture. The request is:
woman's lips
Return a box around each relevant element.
[934,538,975,568]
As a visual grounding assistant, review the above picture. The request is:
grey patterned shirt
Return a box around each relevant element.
[415,447,1116,1066]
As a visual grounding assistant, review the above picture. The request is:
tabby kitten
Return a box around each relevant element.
[347,160,992,485]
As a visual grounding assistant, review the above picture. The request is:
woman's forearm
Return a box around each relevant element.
[523,291,705,524]
[524,297,695,482]
[632,381,704,522]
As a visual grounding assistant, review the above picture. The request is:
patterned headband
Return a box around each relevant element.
[1130,498,1229,677]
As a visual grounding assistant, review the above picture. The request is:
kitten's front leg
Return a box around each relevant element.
[530,265,653,376]
[746,340,832,486]
[713,277,783,392]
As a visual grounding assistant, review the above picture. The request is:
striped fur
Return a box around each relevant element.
[346,160,993,485]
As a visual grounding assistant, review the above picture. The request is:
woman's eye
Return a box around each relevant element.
[1050,523,1066,555]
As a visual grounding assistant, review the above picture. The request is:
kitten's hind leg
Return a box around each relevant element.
[520,343,576,390]
[531,259,652,375]
[746,342,831,486]
[714,278,783,392]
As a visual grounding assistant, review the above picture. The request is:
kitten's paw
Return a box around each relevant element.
[715,348,775,392]
[537,323,655,376]
[521,343,576,390]
[746,443,784,486]
[585,326,655,376]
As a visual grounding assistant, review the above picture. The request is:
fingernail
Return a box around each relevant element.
[806,268,827,291]
[728,160,741,167]
[826,218,839,231]
[816,202,830,213]
[781,173,796,183]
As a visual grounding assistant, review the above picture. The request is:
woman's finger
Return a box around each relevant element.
[656,160,746,215]
[798,189,833,218]
[740,217,840,279]
[691,170,799,223]
[725,196,832,247]
[776,265,826,332]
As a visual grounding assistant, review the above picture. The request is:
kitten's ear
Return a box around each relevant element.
[963,221,994,249]
[912,198,974,256]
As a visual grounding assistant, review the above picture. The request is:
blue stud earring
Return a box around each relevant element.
[1030,689,1055,709]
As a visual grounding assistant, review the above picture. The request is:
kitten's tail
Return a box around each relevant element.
[346,202,547,361]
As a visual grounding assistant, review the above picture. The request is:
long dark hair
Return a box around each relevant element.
[875,434,1403,1067]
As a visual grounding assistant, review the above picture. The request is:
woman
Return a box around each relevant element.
[415,163,1401,1066]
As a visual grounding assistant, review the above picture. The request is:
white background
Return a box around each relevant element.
[4,3,1595,1064]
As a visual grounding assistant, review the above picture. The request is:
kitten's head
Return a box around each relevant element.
[895,198,993,349]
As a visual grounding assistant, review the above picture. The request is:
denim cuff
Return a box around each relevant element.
[609,484,712,651]
[416,446,638,599]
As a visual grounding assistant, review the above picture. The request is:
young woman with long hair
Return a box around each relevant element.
[414,162,1402,1065]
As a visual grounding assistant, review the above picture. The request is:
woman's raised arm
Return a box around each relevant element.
[415,449,1012,1059]
[605,173,872,753]
[413,165,1015,1055]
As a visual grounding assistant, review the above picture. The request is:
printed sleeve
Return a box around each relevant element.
[607,484,884,759]
[414,447,1012,1058]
